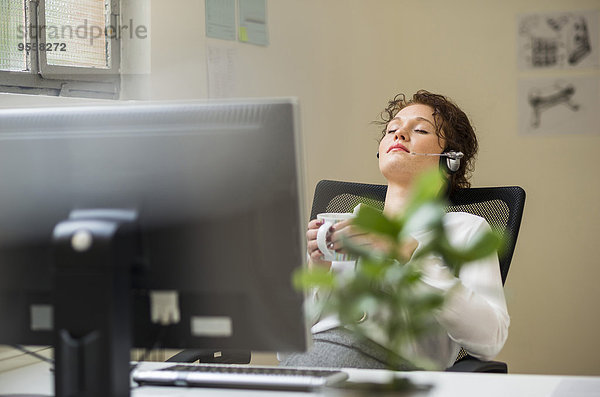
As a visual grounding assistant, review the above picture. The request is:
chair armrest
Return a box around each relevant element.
[166,349,251,364]
[446,357,508,373]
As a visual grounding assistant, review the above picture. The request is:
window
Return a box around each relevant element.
[0,0,27,72]
[0,0,120,99]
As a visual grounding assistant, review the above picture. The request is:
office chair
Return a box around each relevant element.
[309,179,526,373]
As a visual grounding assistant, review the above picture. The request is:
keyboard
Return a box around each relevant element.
[133,363,349,391]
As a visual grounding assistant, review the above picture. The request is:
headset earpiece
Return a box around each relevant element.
[446,156,460,173]
[440,150,462,174]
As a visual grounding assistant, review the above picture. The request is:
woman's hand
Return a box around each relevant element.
[307,218,421,268]
[397,236,419,262]
[306,219,332,269]
[330,220,420,262]
[328,219,391,256]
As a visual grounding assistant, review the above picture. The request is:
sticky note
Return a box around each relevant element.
[239,27,248,42]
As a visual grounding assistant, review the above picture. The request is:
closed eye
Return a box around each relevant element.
[415,129,430,134]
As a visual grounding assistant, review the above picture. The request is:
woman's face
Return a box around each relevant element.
[378,104,446,184]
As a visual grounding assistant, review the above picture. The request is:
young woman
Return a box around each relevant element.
[281,90,509,370]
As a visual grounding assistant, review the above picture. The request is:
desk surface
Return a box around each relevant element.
[1,361,599,397]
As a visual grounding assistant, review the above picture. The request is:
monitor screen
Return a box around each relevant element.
[0,99,307,395]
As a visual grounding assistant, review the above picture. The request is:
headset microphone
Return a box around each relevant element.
[411,151,464,173]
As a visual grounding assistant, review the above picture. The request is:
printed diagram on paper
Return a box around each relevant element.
[517,11,599,70]
[527,80,579,128]
[518,76,600,135]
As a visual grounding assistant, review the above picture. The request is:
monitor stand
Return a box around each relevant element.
[52,209,139,397]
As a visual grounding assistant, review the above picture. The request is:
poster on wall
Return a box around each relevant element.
[206,43,237,98]
[517,10,600,70]
[238,0,269,46]
[517,75,600,135]
[205,0,236,41]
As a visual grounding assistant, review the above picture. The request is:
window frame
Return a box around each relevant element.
[0,0,120,99]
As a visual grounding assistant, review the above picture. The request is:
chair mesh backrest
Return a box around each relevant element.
[310,180,526,285]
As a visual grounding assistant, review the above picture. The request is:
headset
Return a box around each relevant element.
[437,150,463,174]
[377,150,463,174]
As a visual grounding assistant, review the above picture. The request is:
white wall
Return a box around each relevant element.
[1,0,599,375]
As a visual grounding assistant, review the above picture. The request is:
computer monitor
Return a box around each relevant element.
[0,99,307,397]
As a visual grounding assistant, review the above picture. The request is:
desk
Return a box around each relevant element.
[1,361,599,397]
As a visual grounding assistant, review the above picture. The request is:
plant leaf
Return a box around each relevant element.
[406,168,447,212]
[353,204,401,238]
[458,228,504,263]
[400,202,446,240]
[292,267,335,290]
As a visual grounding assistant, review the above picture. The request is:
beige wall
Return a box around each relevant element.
[1,0,599,375]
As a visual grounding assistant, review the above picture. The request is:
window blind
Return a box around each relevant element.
[44,0,110,69]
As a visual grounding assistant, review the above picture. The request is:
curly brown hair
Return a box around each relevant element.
[375,90,478,193]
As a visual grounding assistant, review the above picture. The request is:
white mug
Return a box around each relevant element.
[316,212,356,261]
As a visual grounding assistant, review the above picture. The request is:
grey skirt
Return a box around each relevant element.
[279,327,416,370]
